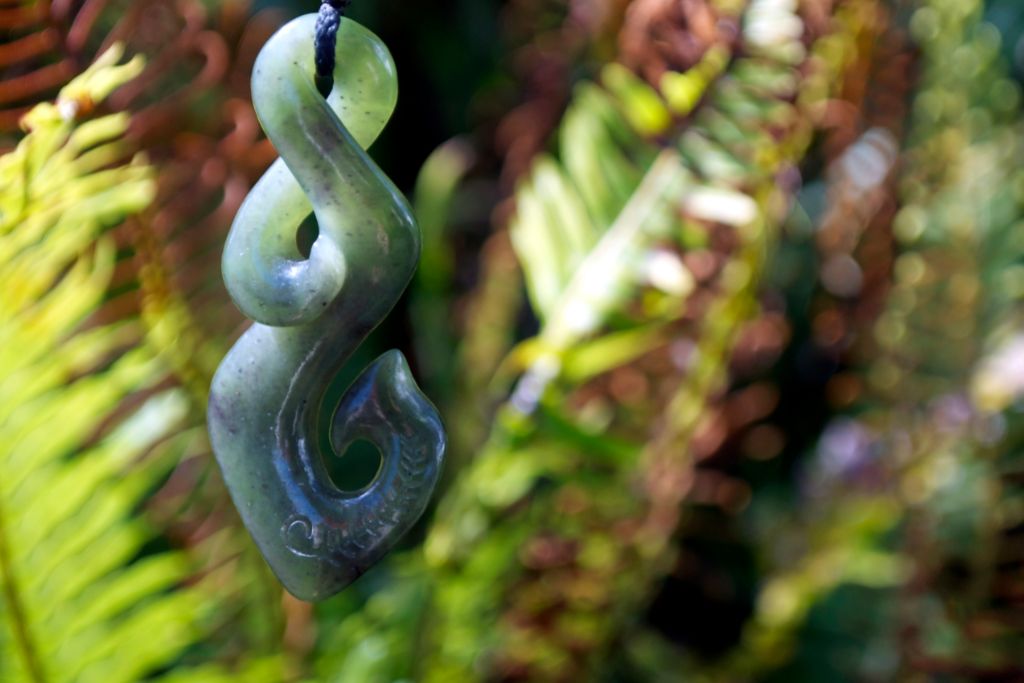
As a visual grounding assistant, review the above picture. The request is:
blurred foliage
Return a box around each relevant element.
[3,0,1024,681]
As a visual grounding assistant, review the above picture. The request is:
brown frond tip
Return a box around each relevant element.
[618,0,736,86]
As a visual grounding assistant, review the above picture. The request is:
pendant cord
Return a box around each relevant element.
[314,0,351,97]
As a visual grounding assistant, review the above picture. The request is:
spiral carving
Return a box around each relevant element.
[207,14,446,602]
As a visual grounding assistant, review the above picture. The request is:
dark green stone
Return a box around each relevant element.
[208,15,446,602]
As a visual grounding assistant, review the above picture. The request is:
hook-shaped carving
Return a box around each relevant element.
[207,15,446,601]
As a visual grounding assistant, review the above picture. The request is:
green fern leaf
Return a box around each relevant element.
[0,47,280,683]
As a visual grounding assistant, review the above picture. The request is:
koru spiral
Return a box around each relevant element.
[207,14,446,602]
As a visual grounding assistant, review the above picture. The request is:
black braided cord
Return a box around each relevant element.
[314,0,352,97]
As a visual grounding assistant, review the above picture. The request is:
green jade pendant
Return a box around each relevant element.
[207,15,446,602]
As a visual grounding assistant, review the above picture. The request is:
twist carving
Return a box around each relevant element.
[207,15,446,601]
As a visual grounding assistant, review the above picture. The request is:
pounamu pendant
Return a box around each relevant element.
[207,14,446,602]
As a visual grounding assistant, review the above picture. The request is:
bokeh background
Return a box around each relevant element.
[3,0,1024,680]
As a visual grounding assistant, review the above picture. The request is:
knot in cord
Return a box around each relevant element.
[314,0,352,97]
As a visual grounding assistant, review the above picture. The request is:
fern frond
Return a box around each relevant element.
[317,1,881,680]
[2,0,280,407]
[0,0,291,652]
[0,49,281,683]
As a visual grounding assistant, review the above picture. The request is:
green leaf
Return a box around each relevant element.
[0,47,282,683]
